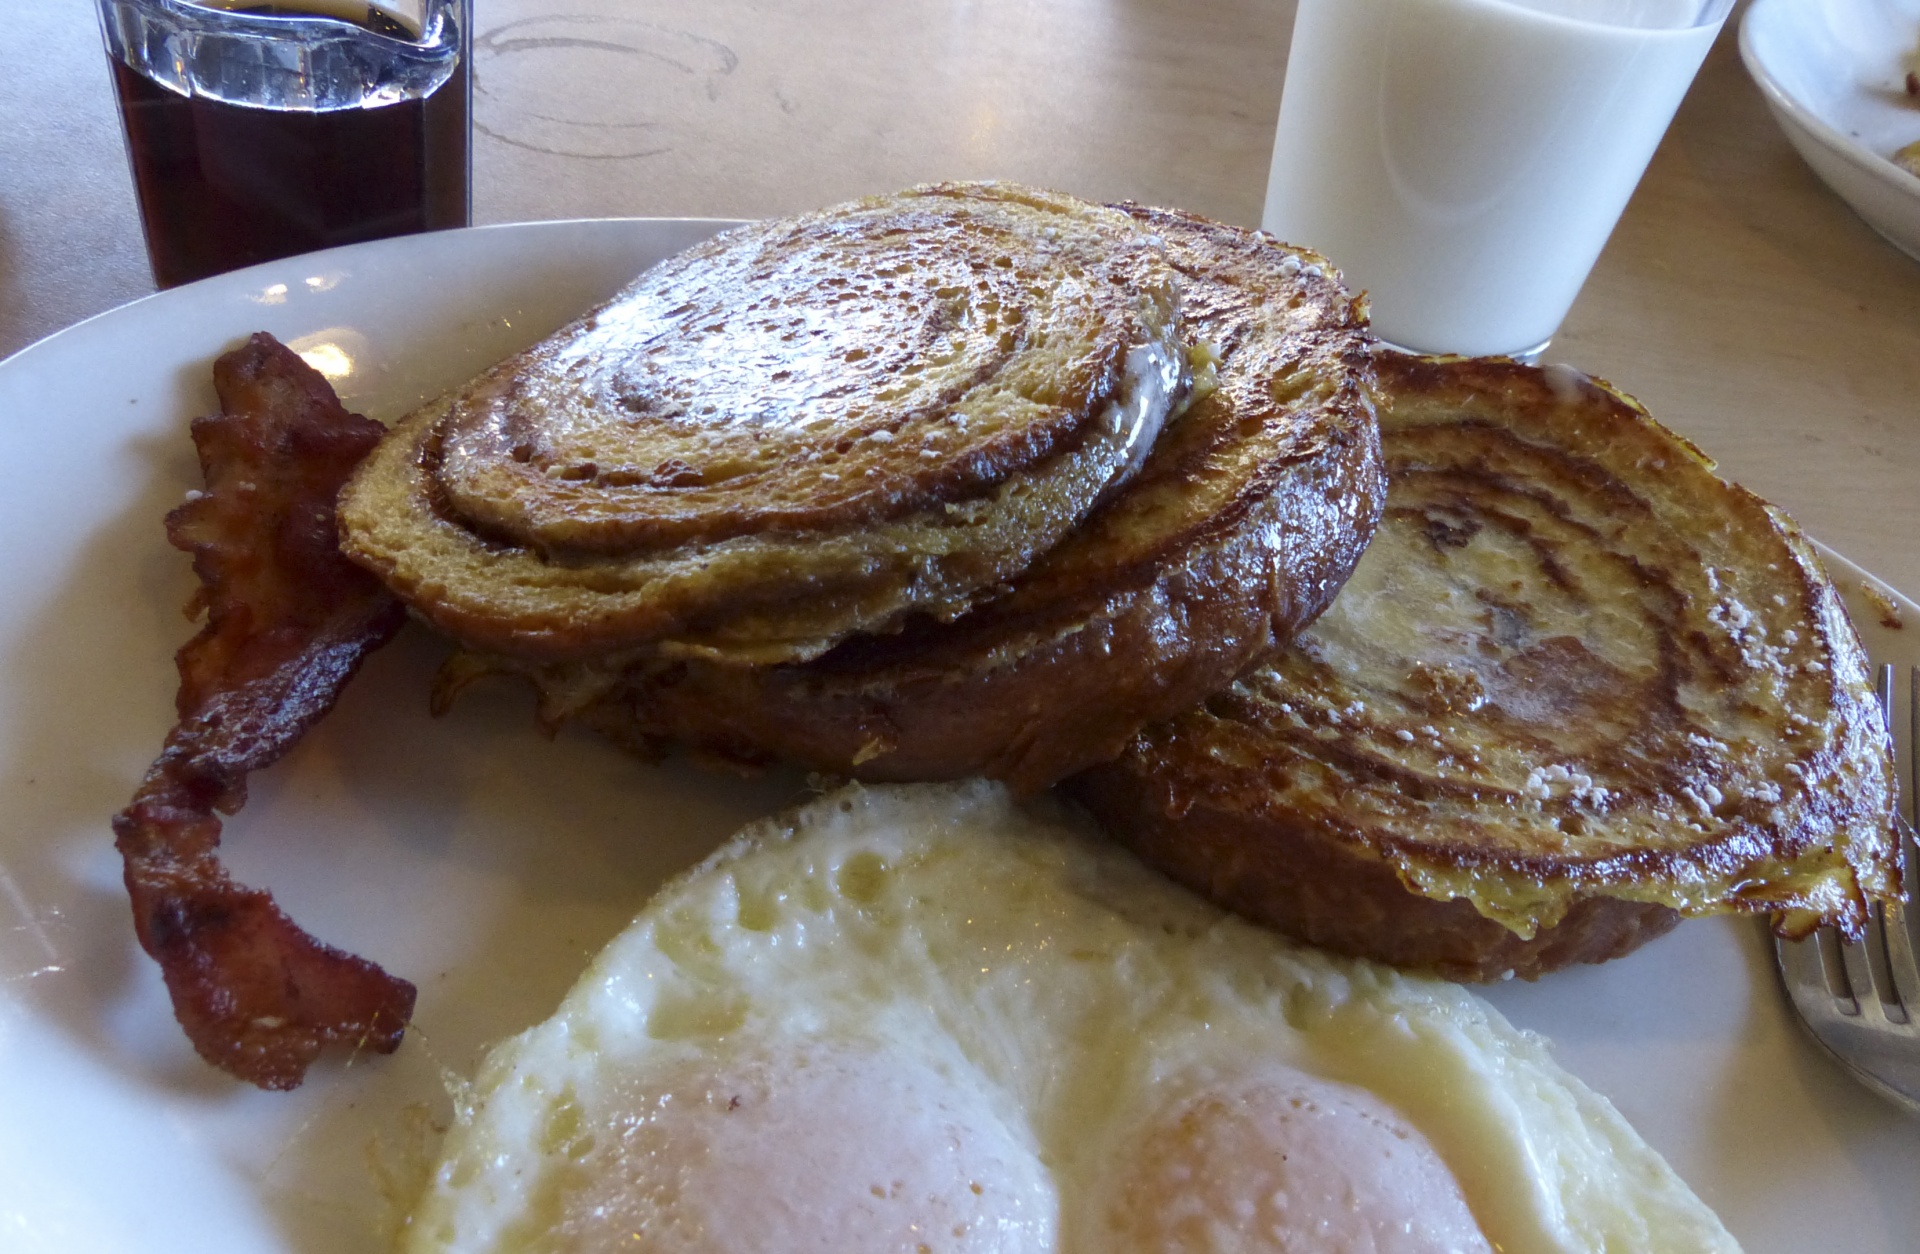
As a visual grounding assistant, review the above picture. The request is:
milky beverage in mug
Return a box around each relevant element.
[1263,0,1730,357]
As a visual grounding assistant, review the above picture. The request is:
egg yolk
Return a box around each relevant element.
[1095,1063,1493,1253]
[534,1042,1057,1253]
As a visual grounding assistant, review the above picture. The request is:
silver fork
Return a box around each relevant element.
[1775,664,1920,1112]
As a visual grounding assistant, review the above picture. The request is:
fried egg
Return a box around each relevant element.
[401,781,1739,1254]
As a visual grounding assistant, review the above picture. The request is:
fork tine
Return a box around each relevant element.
[1773,658,1920,1112]
[1887,894,1919,1022]
[1831,665,1910,1024]
[1836,922,1885,1021]
[1891,667,1920,1016]
[1777,926,1844,1010]
[1909,664,1919,832]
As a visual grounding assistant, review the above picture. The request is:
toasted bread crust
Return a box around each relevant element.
[1069,754,1683,982]
[469,210,1383,792]
[1070,352,1900,979]
[338,183,1183,665]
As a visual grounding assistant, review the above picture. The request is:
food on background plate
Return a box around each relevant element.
[464,204,1382,792]
[401,780,1741,1254]
[1895,138,1920,178]
[1070,352,1901,981]
[112,334,412,1090]
[338,182,1187,669]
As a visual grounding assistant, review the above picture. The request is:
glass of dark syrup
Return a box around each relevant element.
[97,0,470,288]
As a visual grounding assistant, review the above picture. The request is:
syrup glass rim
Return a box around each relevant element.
[110,0,461,52]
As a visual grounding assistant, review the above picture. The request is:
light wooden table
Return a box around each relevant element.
[2,0,1915,575]
[5,0,1916,594]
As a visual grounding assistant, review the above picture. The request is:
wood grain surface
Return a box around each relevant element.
[5,0,1916,592]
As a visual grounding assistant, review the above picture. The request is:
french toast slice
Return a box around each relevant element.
[1068,352,1902,980]
[338,183,1183,666]
[472,208,1383,793]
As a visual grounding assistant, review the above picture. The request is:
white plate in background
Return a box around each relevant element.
[0,221,1916,1252]
[1740,0,1920,260]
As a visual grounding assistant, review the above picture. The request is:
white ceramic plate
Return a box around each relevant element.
[0,221,1916,1253]
[1740,0,1920,261]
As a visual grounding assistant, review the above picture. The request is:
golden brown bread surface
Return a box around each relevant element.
[1068,352,1902,980]
[476,207,1383,792]
[338,183,1183,666]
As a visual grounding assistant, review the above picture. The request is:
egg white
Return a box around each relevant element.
[401,780,1739,1254]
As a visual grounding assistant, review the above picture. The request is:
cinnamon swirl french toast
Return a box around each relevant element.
[338,183,1184,666]
[442,207,1382,792]
[1069,353,1902,980]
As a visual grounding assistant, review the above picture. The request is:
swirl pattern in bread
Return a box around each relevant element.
[1068,352,1901,979]
[467,208,1384,792]
[338,183,1183,665]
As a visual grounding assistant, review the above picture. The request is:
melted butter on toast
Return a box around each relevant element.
[339,183,1182,665]
[453,208,1383,793]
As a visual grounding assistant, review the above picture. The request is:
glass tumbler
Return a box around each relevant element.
[97,0,471,289]
[1263,0,1734,359]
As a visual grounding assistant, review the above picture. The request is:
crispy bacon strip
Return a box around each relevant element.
[112,333,412,1090]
